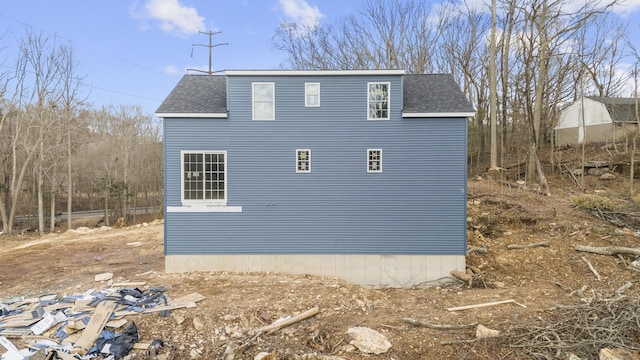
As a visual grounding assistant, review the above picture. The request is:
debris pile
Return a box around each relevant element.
[0,274,204,360]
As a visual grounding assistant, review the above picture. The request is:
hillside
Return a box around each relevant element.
[1,145,640,359]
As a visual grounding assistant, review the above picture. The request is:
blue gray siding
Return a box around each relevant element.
[164,74,467,255]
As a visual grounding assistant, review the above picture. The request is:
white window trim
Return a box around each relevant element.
[167,204,243,213]
[296,149,312,173]
[402,112,476,118]
[305,82,320,107]
[180,150,228,206]
[367,82,390,121]
[252,82,275,121]
[367,148,383,173]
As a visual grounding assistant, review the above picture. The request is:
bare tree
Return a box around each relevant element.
[58,46,85,231]
[274,0,440,72]
[581,13,629,97]
[438,3,490,169]
[0,34,50,235]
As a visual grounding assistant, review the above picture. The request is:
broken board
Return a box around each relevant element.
[71,301,117,355]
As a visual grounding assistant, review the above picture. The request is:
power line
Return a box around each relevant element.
[0,9,171,100]
[87,84,163,102]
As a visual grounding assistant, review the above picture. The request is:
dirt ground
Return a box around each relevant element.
[2,146,640,359]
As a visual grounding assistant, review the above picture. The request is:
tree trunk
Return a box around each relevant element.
[37,138,45,236]
[532,143,550,195]
[489,0,498,171]
[67,115,73,230]
[104,193,110,227]
[50,167,57,233]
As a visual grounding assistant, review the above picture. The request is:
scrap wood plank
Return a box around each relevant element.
[0,317,41,328]
[143,302,197,314]
[447,299,518,312]
[170,292,206,306]
[73,299,93,313]
[106,318,128,328]
[113,310,141,317]
[44,303,73,312]
[70,301,117,355]
[133,342,151,350]
[0,328,32,337]
[256,307,320,333]
[142,293,206,314]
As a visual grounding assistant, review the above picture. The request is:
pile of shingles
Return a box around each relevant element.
[0,276,204,360]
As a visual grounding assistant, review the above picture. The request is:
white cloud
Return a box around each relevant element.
[612,0,640,17]
[279,0,324,28]
[132,0,205,37]
[163,65,182,75]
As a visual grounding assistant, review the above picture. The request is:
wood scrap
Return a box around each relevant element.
[402,318,478,330]
[170,292,206,306]
[575,245,640,257]
[256,307,319,333]
[71,301,117,355]
[552,282,572,292]
[225,307,321,360]
[467,246,487,255]
[0,328,32,338]
[616,282,632,296]
[447,299,516,312]
[507,241,549,250]
[143,301,196,314]
[133,342,152,350]
[0,317,41,328]
[571,285,588,297]
[581,256,602,281]
[450,270,472,285]
[561,163,581,188]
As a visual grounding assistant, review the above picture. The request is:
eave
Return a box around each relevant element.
[155,112,228,118]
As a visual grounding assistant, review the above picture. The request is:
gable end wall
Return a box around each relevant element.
[163,74,467,287]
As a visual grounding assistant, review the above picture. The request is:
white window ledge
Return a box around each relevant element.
[167,205,243,213]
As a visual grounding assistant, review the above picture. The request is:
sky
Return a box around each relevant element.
[1,0,639,117]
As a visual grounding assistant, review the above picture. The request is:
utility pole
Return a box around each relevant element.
[188,31,228,75]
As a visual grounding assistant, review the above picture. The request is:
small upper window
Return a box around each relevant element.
[305,83,320,107]
[367,82,390,120]
[296,149,311,173]
[367,149,382,173]
[253,82,275,120]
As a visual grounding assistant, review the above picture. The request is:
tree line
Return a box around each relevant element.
[3,0,638,234]
[0,30,162,235]
[274,0,640,190]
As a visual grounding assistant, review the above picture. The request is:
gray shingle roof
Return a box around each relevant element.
[156,72,475,117]
[587,96,640,123]
[402,74,475,114]
[156,75,227,114]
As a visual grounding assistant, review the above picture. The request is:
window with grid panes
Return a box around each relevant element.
[182,151,226,202]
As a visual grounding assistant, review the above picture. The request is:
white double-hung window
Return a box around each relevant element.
[296,149,311,173]
[367,82,390,120]
[367,149,382,173]
[305,83,320,107]
[182,151,226,203]
[253,82,275,120]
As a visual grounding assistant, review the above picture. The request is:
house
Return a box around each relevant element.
[155,70,475,288]
[554,96,640,146]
